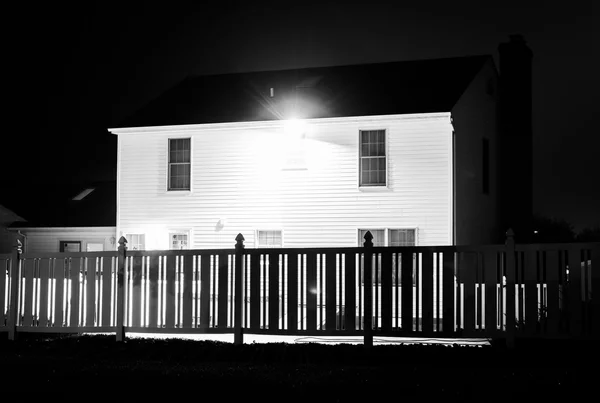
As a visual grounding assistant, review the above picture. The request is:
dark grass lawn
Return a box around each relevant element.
[1,333,597,402]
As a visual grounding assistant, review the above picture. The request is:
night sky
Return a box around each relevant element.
[4,1,598,231]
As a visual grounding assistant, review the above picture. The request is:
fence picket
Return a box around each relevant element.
[324,252,336,331]
[306,252,317,332]
[69,258,82,328]
[524,251,538,336]
[199,254,211,329]
[442,251,455,334]
[401,251,413,332]
[591,245,600,337]
[545,251,560,336]
[568,246,583,336]
[0,258,7,326]
[85,257,96,327]
[421,250,434,334]
[38,258,50,327]
[344,252,356,331]
[287,253,298,331]
[22,259,35,327]
[461,252,477,334]
[147,256,159,328]
[182,255,194,328]
[54,259,65,327]
[165,255,176,329]
[101,257,113,327]
[268,252,280,330]
[217,254,229,328]
[130,256,142,327]
[484,251,498,335]
[380,251,392,332]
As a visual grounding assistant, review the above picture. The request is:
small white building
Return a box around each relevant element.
[110,53,506,250]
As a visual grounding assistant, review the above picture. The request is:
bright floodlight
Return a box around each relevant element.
[283,118,306,138]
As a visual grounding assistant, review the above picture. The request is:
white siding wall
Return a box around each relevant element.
[18,227,117,253]
[115,114,453,249]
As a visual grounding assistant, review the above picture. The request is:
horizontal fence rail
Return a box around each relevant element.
[2,233,599,346]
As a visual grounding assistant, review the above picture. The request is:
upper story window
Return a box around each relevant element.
[168,138,191,191]
[359,130,386,187]
[256,230,283,248]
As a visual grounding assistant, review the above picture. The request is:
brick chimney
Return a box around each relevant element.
[497,34,534,242]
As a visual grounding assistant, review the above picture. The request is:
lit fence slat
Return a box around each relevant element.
[217,254,229,329]
[101,257,113,327]
[22,259,35,327]
[69,257,82,328]
[306,252,317,332]
[131,256,143,328]
[38,259,50,327]
[421,250,434,334]
[380,251,393,332]
[148,256,159,328]
[442,251,455,334]
[54,259,65,327]
[461,252,477,334]
[1,257,8,327]
[85,257,96,327]
[344,252,356,331]
[165,255,176,329]
[268,252,280,331]
[401,251,413,332]
[287,253,298,332]
[182,255,194,328]
[325,252,336,331]
[199,254,211,329]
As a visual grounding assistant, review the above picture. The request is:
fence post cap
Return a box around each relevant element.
[14,239,22,253]
[506,228,515,238]
[235,233,245,248]
[118,236,128,248]
[363,231,373,247]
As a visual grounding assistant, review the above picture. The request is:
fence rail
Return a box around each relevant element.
[2,231,599,346]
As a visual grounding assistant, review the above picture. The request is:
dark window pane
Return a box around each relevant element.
[370,171,378,184]
[361,171,369,185]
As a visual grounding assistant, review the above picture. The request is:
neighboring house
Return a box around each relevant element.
[3,181,116,253]
[0,204,26,253]
[109,36,532,250]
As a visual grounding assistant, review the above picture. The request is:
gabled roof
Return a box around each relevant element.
[2,181,116,228]
[117,55,492,128]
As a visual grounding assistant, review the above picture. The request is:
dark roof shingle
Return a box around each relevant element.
[117,55,492,128]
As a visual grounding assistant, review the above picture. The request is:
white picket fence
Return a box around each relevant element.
[1,231,599,346]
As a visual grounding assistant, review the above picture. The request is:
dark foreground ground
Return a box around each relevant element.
[1,333,597,402]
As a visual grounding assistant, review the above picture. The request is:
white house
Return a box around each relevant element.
[110,37,533,250]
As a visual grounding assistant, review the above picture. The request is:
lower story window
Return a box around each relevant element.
[125,234,145,251]
[86,243,104,252]
[170,233,189,250]
[60,241,81,252]
[358,228,417,285]
[257,230,282,248]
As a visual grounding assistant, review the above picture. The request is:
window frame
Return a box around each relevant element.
[124,233,146,251]
[358,129,388,188]
[358,228,418,286]
[255,229,284,248]
[167,137,192,192]
[59,241,81,253]
[169,231,190,250]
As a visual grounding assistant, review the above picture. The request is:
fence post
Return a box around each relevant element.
[505,228,516,348]
[116,236,127,342]
[363,231,374,350]
[234,233,245,346]
[8,239,22,341]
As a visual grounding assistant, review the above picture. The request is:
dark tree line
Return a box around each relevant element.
[532,215,600,243]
